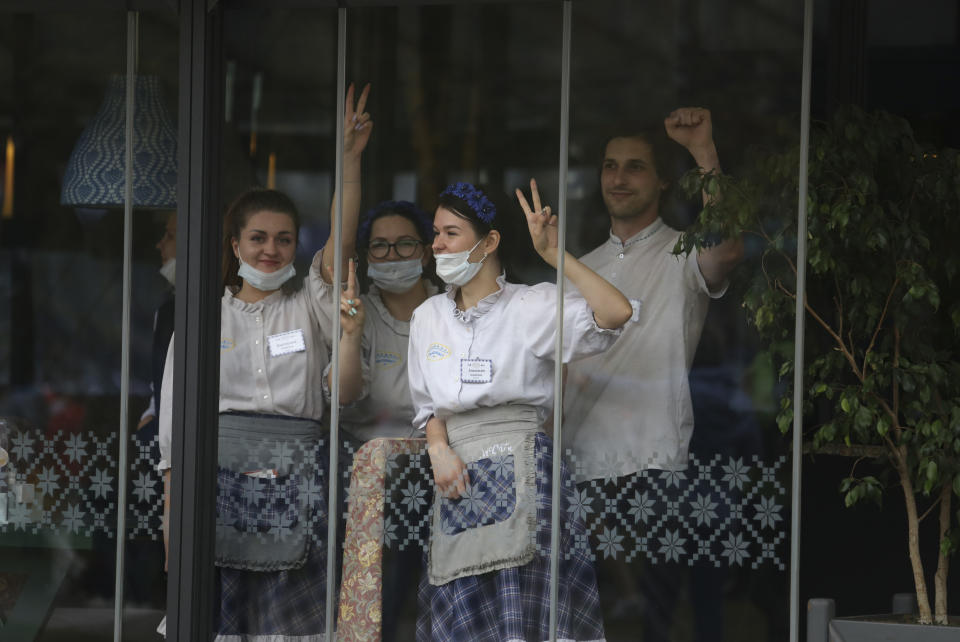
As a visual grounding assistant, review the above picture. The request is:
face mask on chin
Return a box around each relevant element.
[237,255,296,291]
[159,258,176,287]
[367,258,423,294]
[434,238,486,287]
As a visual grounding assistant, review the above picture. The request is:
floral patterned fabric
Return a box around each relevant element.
[337,437,427,642]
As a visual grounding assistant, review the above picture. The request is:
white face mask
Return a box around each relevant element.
[434,238,486,286]
[367,258,423,294]
[159,258,176,287]
[237,255,296,291]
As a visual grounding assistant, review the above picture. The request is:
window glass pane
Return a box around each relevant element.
[802,0,960,627]
[339,4,574,641]
[565,1,803,639]
[0,8,178,639]
[209,7,340,640]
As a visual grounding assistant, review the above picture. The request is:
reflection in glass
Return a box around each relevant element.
[558,1,802,640]
[0,8,179,639]
[162,9,354,637]
[334,4,575,639]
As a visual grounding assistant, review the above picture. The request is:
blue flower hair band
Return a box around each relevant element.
[440,182,496,225]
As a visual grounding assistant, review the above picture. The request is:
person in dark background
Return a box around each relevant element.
[562,108,744,641]
[136,210,177,443]
[125,209,176,607]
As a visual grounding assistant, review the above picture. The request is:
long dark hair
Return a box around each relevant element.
[222,188,301,290]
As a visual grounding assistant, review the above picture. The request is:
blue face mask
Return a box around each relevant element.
[367,258,423,294]
[237,255,296,291]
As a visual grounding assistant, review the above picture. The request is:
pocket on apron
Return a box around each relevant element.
[439,453,516,536]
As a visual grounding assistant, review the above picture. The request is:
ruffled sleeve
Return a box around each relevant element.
[520,283,623,363]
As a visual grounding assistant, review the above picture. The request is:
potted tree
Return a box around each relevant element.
[675,105,960,629]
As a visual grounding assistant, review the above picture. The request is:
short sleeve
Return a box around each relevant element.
[688,248,728,299]
[157,334,174,471]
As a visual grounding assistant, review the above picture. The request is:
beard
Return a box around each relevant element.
[603,194,659,220]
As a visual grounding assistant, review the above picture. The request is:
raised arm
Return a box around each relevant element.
[327,258,366,404]
[516,179,632,330]
[665,107,743,291]
[320,82,373,284]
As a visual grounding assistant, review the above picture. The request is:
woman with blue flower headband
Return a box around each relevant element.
[408,179,633,641]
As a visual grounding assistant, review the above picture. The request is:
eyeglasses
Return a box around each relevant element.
[367,239,424,259]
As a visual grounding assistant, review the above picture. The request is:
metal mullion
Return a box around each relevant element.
[789,0,815,640]
[112,10,138,642]
[168,0,223,640]
[325,7,348,640]
[548,2,572,641]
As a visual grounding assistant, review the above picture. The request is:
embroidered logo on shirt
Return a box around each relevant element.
[221,338,235,352]
[375,351,402,369]
[426,343,451,361]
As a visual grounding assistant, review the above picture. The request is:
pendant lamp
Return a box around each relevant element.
[60,74,177,209]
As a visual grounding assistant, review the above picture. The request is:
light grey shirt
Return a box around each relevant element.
[563,220,726,478]
[158,250,368,470]
[340,281,439,441]
[408,274,622,431]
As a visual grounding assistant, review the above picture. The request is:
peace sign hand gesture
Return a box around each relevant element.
[339,258,365,337]
[515,178,559,266]
[343,82,373,158]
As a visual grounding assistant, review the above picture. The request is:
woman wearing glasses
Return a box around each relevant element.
[336,199,439,443]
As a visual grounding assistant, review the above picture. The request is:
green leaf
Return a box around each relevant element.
[927,460,938,482]
[778,360,792,377]
[877,415,891,436]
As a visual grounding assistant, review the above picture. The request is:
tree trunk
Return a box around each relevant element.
[934,482,951,624]
[898,458,933,623]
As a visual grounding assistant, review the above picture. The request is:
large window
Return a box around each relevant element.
[15,1,959,640]
[0,7,178,639]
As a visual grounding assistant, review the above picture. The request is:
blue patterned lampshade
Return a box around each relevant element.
[61,75,177,208]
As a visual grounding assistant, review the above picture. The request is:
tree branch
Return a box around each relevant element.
[893,325,901,441]
[918,496,942,523]
[774,281,864,380]
[802,442,888,458]
[862,278,899,375]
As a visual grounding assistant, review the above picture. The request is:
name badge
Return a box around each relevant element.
[460,358,493,384]
[268,329,306,357]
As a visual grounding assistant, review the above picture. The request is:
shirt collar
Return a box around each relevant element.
[368,280,439,333]
[223,285,285,312]
[608,218,665,250]
[446,272,508,323]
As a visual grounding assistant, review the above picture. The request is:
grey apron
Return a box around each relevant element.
[428,405,540,586]
[215,412,325,571]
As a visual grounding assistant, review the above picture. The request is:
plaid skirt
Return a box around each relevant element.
[417,432,606,642]
[215,437,353,641]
